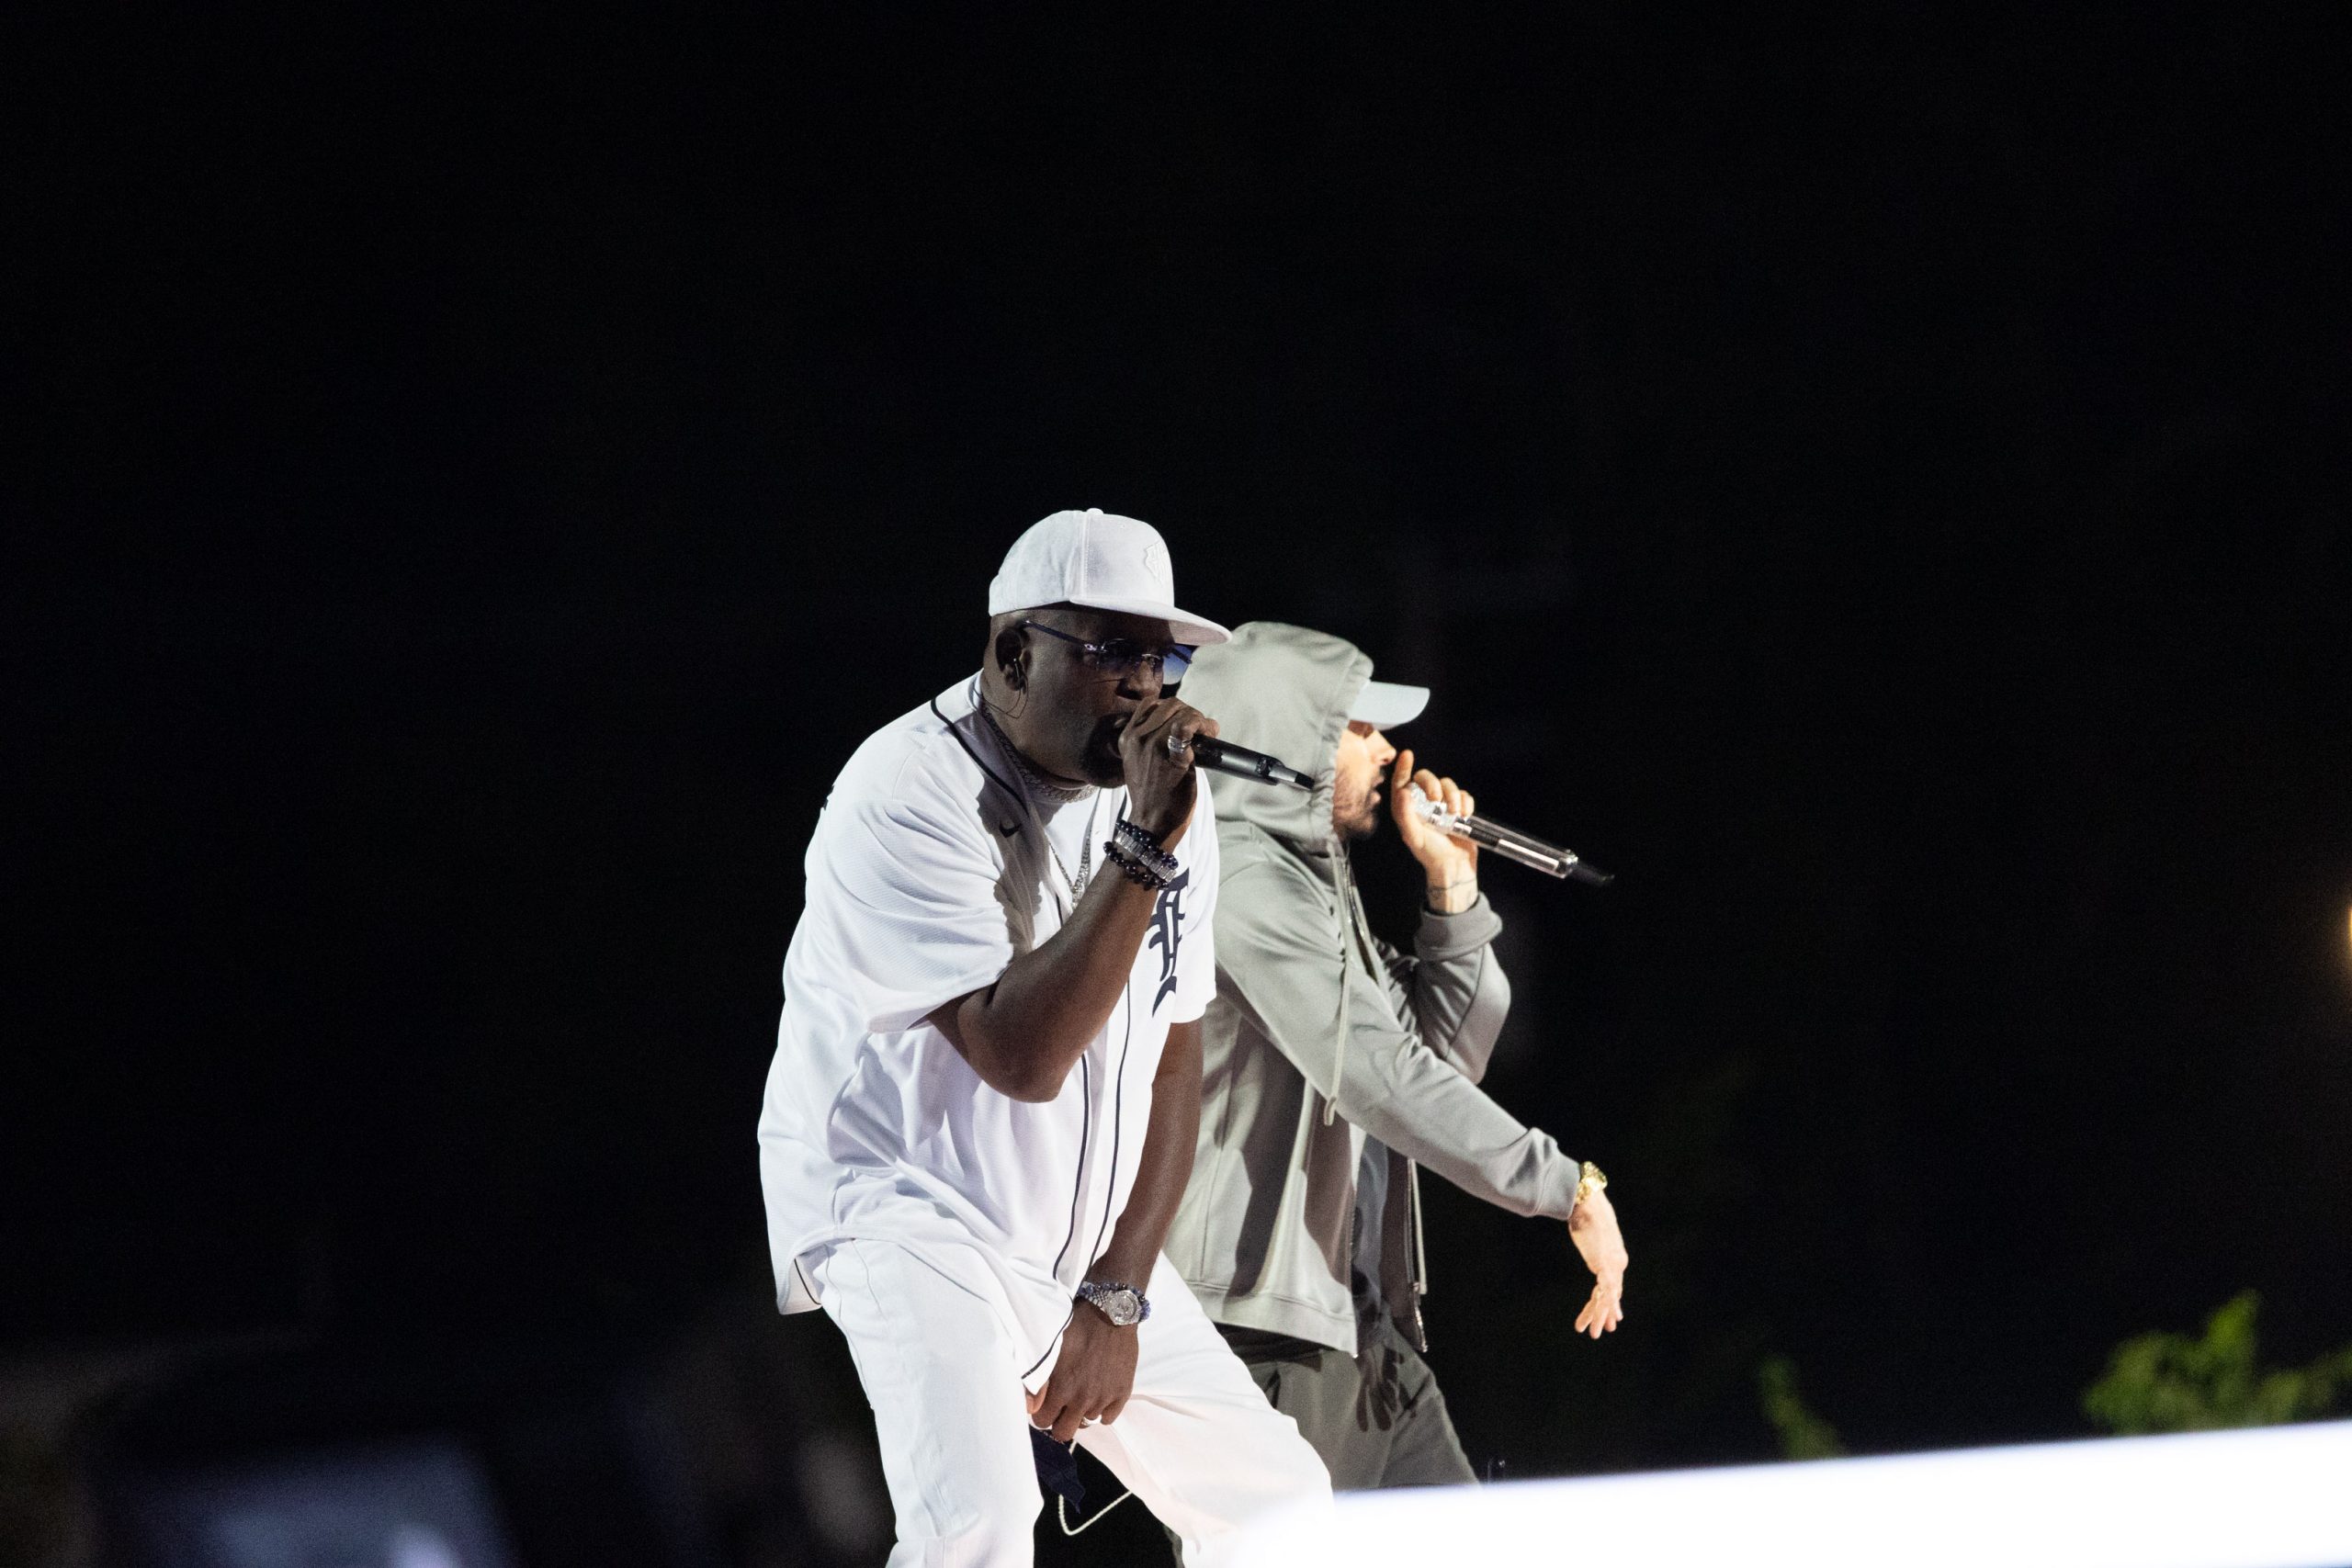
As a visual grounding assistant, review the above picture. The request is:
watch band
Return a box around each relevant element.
[1075,1280,1152,1325]
[1575,1160,1608,1206]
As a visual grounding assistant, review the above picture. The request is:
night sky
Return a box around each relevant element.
[13,2,2349,1484]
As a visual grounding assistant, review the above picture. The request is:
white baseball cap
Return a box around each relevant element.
[989,508,1233,647]
[1351,680,1430,728]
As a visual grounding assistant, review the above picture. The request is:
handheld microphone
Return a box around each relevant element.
[1170,732,1316,790]
[1406,784,1613,886]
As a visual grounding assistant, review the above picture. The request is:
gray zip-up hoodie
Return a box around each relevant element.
[1164,622,1584,1356]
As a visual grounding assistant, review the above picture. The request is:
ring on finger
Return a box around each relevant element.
[1164,731,1191,757]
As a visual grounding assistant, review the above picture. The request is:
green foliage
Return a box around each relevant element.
[1757,1354,1847,1460]
[2084,1291,2352,1436]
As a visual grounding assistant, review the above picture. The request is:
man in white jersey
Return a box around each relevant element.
[760,509,1333,1565]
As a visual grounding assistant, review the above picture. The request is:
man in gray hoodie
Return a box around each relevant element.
[1163,621,1627,1489]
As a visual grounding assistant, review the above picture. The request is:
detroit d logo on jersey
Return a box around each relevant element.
[1146,868,1191,1011]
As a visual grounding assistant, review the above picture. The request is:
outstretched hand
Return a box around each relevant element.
[1568,1188,1628,1339]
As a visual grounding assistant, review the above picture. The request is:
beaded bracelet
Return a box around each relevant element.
[1115,815,1168,849]
[1102,833,1174,890]
[1103,836,1171,889]
[1112,818,1178,875]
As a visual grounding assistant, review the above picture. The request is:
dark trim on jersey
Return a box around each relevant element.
[1086,976,1136,1273]
[933,682,1102,1387]
[1048,1055,1091,1281]
[929,693,1024,817]
[1023,1307,1075,1382]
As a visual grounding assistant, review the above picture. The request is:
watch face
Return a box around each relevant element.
[1090,1286,1143,1325]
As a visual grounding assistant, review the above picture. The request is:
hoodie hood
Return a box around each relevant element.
[1177,621,1370,852]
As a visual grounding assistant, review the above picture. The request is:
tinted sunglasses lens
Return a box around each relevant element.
[1086,641,1146,674]
[1162,646,1193,682]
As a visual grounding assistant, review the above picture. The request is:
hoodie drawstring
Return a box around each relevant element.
[1322,847,1364,1123]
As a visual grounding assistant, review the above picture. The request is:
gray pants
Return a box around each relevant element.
[1218,1316,1477,1491]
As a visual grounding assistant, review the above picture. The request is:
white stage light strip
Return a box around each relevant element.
[1233,1420,2352,1568]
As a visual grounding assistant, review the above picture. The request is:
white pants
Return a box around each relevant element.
[809,1239,1333,1567]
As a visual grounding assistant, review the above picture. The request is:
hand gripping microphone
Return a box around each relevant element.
[1167,731,1316,790]
[1407,784,1614,886]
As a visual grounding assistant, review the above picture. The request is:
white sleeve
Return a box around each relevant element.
[810,785,1018,1037]
[1165,786,1220,1024]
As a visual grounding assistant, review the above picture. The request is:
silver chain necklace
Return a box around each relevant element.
[977,703,1100,902]
[1056,801,1099,903]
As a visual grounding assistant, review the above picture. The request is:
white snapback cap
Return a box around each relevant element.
[1351,679,1430,728]
[989,508,1232,646]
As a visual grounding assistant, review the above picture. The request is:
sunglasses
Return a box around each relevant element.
[1021,620,1193,683]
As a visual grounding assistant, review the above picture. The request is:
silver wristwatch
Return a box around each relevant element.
[1075,1280,1151,1326]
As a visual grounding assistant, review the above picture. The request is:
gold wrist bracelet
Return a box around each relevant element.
[1575,1160,1608,1205]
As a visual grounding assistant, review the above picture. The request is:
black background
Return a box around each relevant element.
[11,1,2349,1485]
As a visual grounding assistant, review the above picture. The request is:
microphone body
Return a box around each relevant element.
[1407,784,1613,886]
[1184,735,1316,790]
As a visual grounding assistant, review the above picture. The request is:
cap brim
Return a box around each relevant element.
[1061,594,1232,647]
[1350,680,1430,728]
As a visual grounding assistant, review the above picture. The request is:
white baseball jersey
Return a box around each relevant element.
[759,676,1219,1371]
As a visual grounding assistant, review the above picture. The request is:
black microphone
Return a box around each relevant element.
[1176,733,1316,790]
